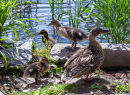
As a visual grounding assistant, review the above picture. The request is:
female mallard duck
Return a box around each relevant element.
[23,56,50,84]
[48,20,88,50]
[38,29,56,47]
[61,27,109,81]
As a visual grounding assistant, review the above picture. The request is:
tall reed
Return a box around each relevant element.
[91,0,130,43]
[49,0,55,20]
[69,0,93,28]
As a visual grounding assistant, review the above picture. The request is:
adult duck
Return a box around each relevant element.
[48,20,88,50]
[61,27,109,81]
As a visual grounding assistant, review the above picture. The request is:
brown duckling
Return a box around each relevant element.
[23,56,50,84]
[48,20,88,50]
[38,29,56,47]
[61,27,109,81]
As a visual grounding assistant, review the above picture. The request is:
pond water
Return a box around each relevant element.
[7,0,130,48]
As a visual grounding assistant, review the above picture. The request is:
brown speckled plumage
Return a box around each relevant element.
[38,29,56,47]
[23,56,50,84]
[48,20,88,50]
[61,27,109,81]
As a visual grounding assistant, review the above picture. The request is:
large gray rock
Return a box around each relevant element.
[101,43,130,69]
[0,39,32,72]
[51,43,130,69]
[50,44,84,66]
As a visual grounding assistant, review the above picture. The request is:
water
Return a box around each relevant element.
[7,0,130,48]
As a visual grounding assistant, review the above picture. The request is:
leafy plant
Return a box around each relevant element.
[0,38,17,72]
[90,0,130,43]
[114,83,130,93]
[33,40,62,76]
[89,84,104,90]
[49,0,55,20]
[12,83,80,95]
[0,0,44,72]
[69,0,94,28]
[11,72,21,78]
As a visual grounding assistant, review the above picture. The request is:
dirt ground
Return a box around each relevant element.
[0,69,130,95]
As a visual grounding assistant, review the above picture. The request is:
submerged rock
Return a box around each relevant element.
[0,39,32,73]
[51,43,130,69]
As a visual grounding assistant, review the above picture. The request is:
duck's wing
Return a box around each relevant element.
[64,47,95,78]
[23,62,39,77]
[48,37,56,45]
[64,47,86,68]
[64,27,88,41]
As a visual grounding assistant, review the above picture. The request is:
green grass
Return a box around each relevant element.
[89,84,104,90]
[114,83,130,93]
[12,83,80,95]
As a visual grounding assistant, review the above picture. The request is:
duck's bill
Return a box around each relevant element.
[102,29,109,33]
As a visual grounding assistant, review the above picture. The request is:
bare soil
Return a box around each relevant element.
[0,69,130,95]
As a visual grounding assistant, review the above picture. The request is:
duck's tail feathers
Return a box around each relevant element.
[61,71,71,81]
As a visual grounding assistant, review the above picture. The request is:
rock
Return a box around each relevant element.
[0,39,32,73]
[50,43,84,66]
[51,43,130,69]
[101,43,130,69]
[0,91,4,95]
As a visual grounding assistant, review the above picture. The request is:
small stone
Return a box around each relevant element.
[0,91,4,95]
[105,85,111,90]
[90,91,94,95]
[55,79,61,84]
[23,90,29,92]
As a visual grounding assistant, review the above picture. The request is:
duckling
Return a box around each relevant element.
[48,20,88,50]
[61,27,109,81]
[23,56,50,84]
[38,29,56,47]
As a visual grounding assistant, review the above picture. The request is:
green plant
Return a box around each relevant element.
[69,0,93,28]
[0,38,17,72]
[49,0,65,20]
[114,83,130,93]
[11,72,21,78]
[90,0,130,43]
[12,83,80,95]
[0,0,44,72]
[89,84,104,90]
[49,0,55,20]
[33,41,62,76]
